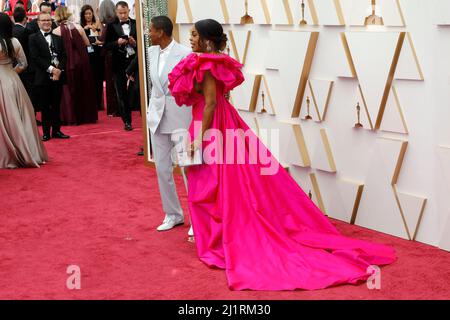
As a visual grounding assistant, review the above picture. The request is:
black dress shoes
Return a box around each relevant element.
[124,123,133,131]
[137,147,144,156]
[52,131,70,139]
[42,134,51,142]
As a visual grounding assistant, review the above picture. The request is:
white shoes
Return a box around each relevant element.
[157,216,184,231]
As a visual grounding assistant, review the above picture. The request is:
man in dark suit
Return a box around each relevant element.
[12,6,39,118]
[26,1,57,34]
[29,12,69,141]
[104,0,137,131]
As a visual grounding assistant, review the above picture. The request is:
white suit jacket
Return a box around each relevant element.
[147,42,192,135]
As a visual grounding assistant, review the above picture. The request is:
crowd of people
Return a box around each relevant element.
[0,0,140,168]
[0,0,400,291]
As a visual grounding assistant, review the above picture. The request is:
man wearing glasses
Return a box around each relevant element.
[29,12,69,141]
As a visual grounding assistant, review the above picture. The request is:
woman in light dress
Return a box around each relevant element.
[0,12,48,168]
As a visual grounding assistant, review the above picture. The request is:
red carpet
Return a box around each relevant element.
[0,111,449,300]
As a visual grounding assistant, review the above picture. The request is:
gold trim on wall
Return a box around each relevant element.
[308,80,334,122]
[392,185,427,240]
[292,124,312,167]
[340,33,357,78]
[220,0,230,24]
[392,85,409,133]
[375,32,406,130]
[406,32,424,81]
[320,128,337,172]
[249,75,263,112]
[358,84,374,130]
[135,0,151,167]
[334,0,346,25]
[283,0,294,25]
[292,32,319,118]
[183,0,193,23]
[381,138,408,186]
[262,76,276,115]
[228,30,251,65]
[307,0,319,25]
[310,173,327,214]
[350,184,364,225]
[396,0,406,26]
[260,0,271,24]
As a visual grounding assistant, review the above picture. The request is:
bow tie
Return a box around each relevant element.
[44,32,52,37]
[120,21,130,26]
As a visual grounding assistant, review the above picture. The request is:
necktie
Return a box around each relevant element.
[44,32,52,37]
[120,21,129,26]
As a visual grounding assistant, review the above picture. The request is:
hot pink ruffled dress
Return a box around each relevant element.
[168,53,396,291]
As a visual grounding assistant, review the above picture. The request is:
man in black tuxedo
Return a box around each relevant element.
[26,1,57,34]
[12,6,39,118]
[29,12,69,141]
[104,1,137,131]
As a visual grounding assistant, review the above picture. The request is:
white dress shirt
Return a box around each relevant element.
[158,39,175,78]
[121,21,131,36]
[40,29,54,73]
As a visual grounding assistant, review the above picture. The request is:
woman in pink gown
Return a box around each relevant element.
[168,19,396,291]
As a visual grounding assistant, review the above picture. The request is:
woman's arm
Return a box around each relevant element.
[190,70,217,156]
[76,24,91,46]
[13,39,28,74]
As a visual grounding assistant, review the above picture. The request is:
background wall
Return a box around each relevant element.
[173,0,450,252]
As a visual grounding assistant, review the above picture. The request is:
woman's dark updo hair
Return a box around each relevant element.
[194,19,228,52]
[0,12,14,61]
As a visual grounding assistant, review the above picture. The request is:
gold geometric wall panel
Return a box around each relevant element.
[356,84,374,130]
[339,33,357,78]
[310,173,327,214]
[189,0,228,23]
[311,128,337,173]
[231,73,261,112]
[340,0,405,26]
[344,31,406,130]
[393,187,427,240]
[379,86,409,134]
[288,167,325,214]
[299,79,334,122]
[263,31,319,120]
[225,0,271,24]
[176,0,193,23]
[395,33,424,81]
[288,124,312,167]
[314,0,345,25]
[355,137,410,239]
[255,76,276,115]
[228,30,251,65]
[271,0,318,25]
[314,174,364,223]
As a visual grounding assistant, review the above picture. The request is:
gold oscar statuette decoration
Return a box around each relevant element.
[260,90,267,113]
[300,0,307,26]
[304,96,312,120]
[241,0,254,24]
[355,102,363,128]
[364,0,384,26]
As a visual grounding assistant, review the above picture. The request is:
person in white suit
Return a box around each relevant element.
[147,16,192,232]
